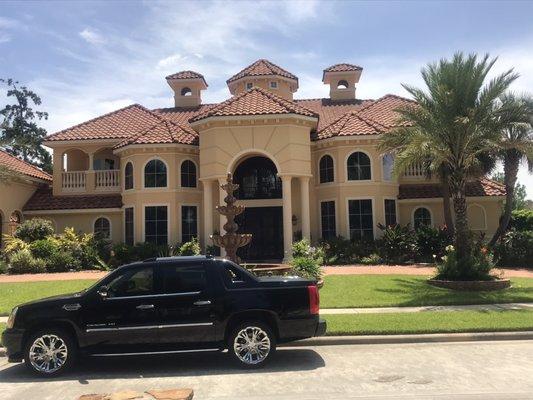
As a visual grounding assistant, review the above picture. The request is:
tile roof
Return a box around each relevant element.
[398,179,505,199]
[190,86,318,122]
[356,94,416,129]
[314,111,386,140]
[23,187,122,211]
[323,63,363,73]
[165,71,207,86]
[115,119,198,149]
[226,59,298,84]
[0,150,52,181]
[45,104,163,142]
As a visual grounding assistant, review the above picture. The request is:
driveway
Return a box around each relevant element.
[0,340,532,399]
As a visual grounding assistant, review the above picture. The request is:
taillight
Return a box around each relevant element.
[307,285,319,315]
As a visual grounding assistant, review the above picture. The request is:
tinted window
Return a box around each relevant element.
[161,265,206,294]
[181,205,198,243]
[145,206,168,245]
[125,207,134,245]
[347,152,371,181]
[107,267,154,298]
[180,160,197,188]
[320,201,336,239]
[222,264,250,287]
[319,155,334,183]
[348,199,374,240]
[144,159,167,188]
[414,207,432,229]
[125,162,134,190]
[384,199,397,227]
[94,217,110,238]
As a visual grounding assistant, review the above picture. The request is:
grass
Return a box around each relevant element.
[321,275,533,309]
[324,309,533,335]
[0,280,96,316]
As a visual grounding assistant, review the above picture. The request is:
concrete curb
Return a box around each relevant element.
[280,331,533,347]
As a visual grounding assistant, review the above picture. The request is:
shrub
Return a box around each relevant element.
[359,253,382,265]
[178,237,201,256]
[377,224,417,264]
[8,248,47,274]
[0,259,7,274]
[435,242,495,281]
[321,236,375,265]
[29,239,60,260]
[494,230,533,268]
[46,251,82,272]
[206,244,220,257]
[13,218,54,242]
[2,236,28,259]
[133,242,160,260]
[290,239,323,280]
[415,226,451,263]
[509,209,533,232]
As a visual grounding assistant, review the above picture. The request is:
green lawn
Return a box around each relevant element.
[0,280,96,316]
[321,275,533,308]
[324,309,533,336]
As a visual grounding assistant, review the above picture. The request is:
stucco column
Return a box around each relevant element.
[218,177,226,257]
[86,151,95,193]
[299,176,311,240]
[202,179,214,250]
[281,175,293,261]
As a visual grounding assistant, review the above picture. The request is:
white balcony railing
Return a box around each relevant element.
[61,171,86,191]
[95,170,120,190]
[403,163,425,179]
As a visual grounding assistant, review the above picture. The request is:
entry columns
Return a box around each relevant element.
[299,176,311,240]
[202,179,214,250]
[281,175,293,261]
[218,177,226,257]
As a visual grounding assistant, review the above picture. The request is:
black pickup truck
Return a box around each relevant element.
[2,255,326,376]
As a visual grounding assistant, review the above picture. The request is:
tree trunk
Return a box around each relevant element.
[451,179,471,277]
[488,154,520,247]
[441,178,454,234]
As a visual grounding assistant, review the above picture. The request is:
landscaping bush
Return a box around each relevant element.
[178,237,201,256]
[415,226,451,263]
[13,218,54,242]
[509,209,533,232]
[320,236,375,265]
[29,239,60,260]
[494,230,533,268]
[435,242,495,281]
[377,224,417,264]
[359,253,382,265]
[290,239,324,280]
[46,250,82,272]
[8,248,46,274]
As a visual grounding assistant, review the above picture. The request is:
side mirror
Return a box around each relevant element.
[97,286,109,299]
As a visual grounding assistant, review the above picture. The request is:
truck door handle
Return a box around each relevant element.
[136,304,155,310]
[193,300,211,306]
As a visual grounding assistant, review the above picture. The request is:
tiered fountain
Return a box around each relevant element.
[211,173,252,264]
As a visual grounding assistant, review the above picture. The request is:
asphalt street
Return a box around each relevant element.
[0,340,532,400]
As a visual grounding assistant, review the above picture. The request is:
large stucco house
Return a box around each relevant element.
[1,59,505,261]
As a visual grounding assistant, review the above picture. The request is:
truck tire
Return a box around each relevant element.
[228,321,276,368]
[24,328,77,377]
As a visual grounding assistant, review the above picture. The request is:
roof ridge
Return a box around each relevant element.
[0,149,52,180]
[226,59,298,83]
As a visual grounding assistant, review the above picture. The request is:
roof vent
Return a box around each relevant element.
[322,64,362,101]
[166,71,208,108]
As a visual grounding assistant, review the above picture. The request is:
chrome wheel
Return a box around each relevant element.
[28,334,68,374]
[233,326,271,365]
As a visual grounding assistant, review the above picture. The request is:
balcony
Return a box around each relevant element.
[61,170,120,192]
[403,163,425,179]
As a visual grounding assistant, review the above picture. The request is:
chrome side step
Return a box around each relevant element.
[90,348,220,357]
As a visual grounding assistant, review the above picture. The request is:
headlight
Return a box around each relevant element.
[6,307,18,329]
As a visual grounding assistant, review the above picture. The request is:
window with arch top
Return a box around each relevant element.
[319,155,334,183]
[337,80,349,89]
[94,217,111,238]
[144,159,167,188]
[414,207,432,229]
[181,87,192,96]
[347,152,371,181]
[124,162,134,190]
[181,160,197,188]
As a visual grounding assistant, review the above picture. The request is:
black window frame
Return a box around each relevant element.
[384,199,397,227]
[144,205,168,246]
[180,160,197,188]
[348,199,374,240]
[125,207,134,246]
[319,155,334,183]
[347,152,371,181]
[181,205,198,243]
[124,162,134,190]
[320,201,336,240]
[144,159,167,188]
[94,217,111,239]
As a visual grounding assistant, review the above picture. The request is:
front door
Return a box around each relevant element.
[236,206,283,261]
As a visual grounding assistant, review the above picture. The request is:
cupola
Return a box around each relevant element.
[322,63,363,101]
[226,59,298,100]
[166,70,208,108]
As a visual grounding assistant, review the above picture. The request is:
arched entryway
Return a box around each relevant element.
[233,156,283,261]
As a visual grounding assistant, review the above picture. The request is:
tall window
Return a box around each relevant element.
[94,217,111,238]
[414,207,432,229]
[144,159,167,188]
[181,160,197,188]
[384,199,397,227]
[181,205,198,243]
[125,207,134,246]
[347,152,371,181]
[319,155,334,183]
[320,201,336,239]
[234,156,281,199]
[348,199,373,240]
[382,154,394,181]
[145,206,168,245]
[124,162,134,190]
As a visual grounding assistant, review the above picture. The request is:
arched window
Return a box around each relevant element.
[319,155,334,183]
[382,154,394,181]
[234,156,281,199]
[337,80,349,89]
[347,152,371,181]
[181,87,192,96]
[181,160,197,188]
[413,207,432,229]
[124,162,134,190]
[94,217,111,238]
[144,159,167,188]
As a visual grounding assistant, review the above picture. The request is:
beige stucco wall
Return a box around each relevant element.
[228,77,295,100]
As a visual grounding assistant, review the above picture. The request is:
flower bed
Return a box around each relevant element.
[427,278,511,291]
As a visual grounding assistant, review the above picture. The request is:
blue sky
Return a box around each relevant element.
[1,0,533,196]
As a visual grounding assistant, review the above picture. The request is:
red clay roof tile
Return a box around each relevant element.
[23,187,122,211]
[115,119,198,149]
[324,63,363,73]
[0,150,52,181]
[165,71,207,86]
[226,59,298,84]
[398,179,505,199]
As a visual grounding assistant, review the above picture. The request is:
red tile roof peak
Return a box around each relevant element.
[0,150,52,182]
[165,71,208,87]
[226,59,298,84]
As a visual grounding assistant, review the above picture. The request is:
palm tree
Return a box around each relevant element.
[379,53,517,277]
[488,93,533,247]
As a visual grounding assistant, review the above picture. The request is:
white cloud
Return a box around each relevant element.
[156,54,184,70]
[79,28,105,45]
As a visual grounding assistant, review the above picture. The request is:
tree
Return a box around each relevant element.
[379,52,517,278]
[488,93,533,246]
[491,172,529,210]
[0,78,52,173]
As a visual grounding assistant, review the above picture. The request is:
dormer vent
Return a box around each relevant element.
[322,63,363,101]
[166,71,208,108]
